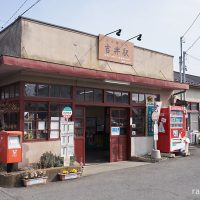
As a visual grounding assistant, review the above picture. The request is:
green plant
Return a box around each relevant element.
[21,169,46,180]
[38,151,63,169]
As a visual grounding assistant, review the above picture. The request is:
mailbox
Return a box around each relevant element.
[0,131,22,163]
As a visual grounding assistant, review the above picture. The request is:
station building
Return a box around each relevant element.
[174,72,200,134]
[0,17,188,166]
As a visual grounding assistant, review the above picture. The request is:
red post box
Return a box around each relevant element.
[0,131,22,164]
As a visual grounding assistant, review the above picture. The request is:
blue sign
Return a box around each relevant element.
[111,127,120,135]
[147,105,154,136]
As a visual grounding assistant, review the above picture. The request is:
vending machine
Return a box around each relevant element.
[157,106,186,153]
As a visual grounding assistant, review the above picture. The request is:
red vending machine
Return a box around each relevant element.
[157,106,186,153]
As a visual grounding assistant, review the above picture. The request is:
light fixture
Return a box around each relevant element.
[126,34,142,42]
[104,79,130,85]
[105,29,122,37]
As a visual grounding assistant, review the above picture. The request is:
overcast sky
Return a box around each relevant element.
[1,0,200,76]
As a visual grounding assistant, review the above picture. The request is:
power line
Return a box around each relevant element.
[183,11,200,37]
[1,0,30,29]
[21,0,42,16]
[186,35,200,52]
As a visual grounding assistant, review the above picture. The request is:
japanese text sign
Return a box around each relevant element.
[98,34,133,65]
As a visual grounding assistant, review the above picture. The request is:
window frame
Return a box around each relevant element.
[24,101,72,141]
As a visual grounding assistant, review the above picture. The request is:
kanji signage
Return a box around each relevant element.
[98,34,133,65]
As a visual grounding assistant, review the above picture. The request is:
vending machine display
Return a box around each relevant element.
[157,106,186,153]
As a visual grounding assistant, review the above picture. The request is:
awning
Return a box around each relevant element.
[0,55,189,90]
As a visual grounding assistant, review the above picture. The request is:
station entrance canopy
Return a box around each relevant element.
[0,55,189,90]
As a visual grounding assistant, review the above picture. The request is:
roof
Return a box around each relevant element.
[174,71,200,87]
[1,16,173,58]
[0,55,189,90]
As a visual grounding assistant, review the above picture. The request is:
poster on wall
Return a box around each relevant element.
[111,127,120,135]
[50,130,59,139]
[38,121,45,130]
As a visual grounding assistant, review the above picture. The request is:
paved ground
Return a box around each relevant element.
[1,146,200,200]
[83,161,150,176]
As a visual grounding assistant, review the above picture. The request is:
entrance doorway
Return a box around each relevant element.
[74,106,129,164]
[85,106,109,163]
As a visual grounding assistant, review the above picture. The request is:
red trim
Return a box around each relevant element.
[1,55,189,90]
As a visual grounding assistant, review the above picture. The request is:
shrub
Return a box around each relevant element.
[38,152,63,169]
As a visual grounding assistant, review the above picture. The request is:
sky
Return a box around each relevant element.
[1,0,200,76]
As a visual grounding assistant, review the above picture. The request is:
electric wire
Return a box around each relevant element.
[186,35,200,52]
[20,0,42,16]
[183,11,200,37]
[1,0,30,29]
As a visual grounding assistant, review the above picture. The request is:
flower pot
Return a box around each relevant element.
[22,177,48,187]
[58,173,78,181]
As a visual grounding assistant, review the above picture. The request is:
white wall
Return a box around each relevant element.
[19,140,61,167]
[131,137,153,156]
[21,18,174,81]
[186,87,200,102]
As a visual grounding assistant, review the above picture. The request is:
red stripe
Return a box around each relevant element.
[1,55,189,90]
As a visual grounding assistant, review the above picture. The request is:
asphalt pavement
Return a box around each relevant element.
[1,145,200,200]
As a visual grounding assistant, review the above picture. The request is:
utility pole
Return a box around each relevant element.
[180,36,183,84]
[182,51,186,100]
[179,36,183,100]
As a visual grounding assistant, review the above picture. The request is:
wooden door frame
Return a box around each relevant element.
[109,107,130,162]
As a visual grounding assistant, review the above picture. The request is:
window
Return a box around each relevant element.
[131,93,160,136]
[132,93,160,104]
[105,90,129,104]
[76,87,84,101]
[85,89,94,101]
[191,103,198,110]
[74,107,84,137]
[132,93,138,103]
[24,102,72,141]
[122,92,129,103]
[38,84,49,97]
[111,109,128,135]
[50,85,60,97]
[132,107,146,136]
[60,85,71,98]
[0,102,20,131]
[25,83,72,99]
[24,102,48,140]
[138,94,145,103]
[186,102,199,131]
[0,83,19,99]
[25,83,37,96]
[94,89,103,102]
[50,104,65,139]
[4,112,19,131]
[76,87,103,103]
[190,113,199,131]
[106,91,114,103]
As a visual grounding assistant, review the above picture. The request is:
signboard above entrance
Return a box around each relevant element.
[98,34,133,65]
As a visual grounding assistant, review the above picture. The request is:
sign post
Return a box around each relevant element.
[62,107,72,121]
[151,102,162,160]
[61,107,74,166]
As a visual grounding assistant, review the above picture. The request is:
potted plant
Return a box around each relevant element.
[21,169,48,187]
[58,168,81,181]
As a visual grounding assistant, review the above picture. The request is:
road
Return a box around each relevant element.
[1,146,200,200]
